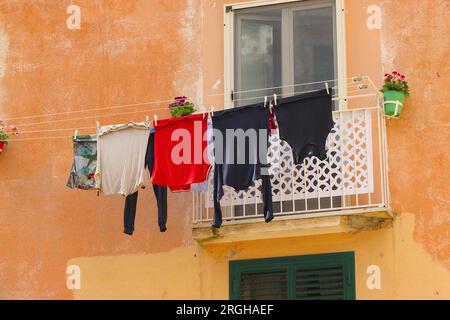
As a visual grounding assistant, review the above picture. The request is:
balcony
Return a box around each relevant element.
[192,77,393,244]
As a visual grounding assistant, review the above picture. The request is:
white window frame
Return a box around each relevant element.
[224,0,347,109]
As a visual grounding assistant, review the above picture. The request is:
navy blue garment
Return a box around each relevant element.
[275,89,334,165]
[124,130,168,235]
[212,104,273,228]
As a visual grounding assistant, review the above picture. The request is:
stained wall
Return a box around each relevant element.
[0,0,448,299]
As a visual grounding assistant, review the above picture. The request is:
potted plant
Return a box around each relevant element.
[169,96,196,118]
[380,71,410,117]
[0,120,19,153]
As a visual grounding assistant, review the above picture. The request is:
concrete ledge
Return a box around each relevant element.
[192,209,394,245]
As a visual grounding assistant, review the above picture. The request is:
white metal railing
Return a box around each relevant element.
[193,77,390,226]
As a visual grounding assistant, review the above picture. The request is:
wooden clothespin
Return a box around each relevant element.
[325,82,330,95]
[210,105,215,117]
[74,129,78,140]
[153,114,158,126]
[145,115,150,127]
[96,121,100,135]
[352,76,363,83]
[358,84,369,90]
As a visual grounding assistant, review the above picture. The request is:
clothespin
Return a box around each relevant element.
[264,96,268,108]
[210,105,215,117]
[146,115,150,127]
[358,84,369,90]
[352,76,363,83]
[273,93,278,106]
[96,121,100,135]
[74,129,78,140]
[325,82,330,95]
[153,114,158,126]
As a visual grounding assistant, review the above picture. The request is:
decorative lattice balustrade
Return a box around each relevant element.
[193,82,390,226]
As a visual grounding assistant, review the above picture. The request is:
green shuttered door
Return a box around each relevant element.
[230,252,356,300]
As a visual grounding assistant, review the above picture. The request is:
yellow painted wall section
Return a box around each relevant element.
[0,0,448,299]
[71,213,450,300]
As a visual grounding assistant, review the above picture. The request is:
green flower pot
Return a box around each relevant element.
[383,90,405,117]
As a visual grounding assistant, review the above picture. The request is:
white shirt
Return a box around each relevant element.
[95,122,150,196]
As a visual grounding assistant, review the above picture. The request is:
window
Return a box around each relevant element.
[229,252,356,300]
[225,0,345,107]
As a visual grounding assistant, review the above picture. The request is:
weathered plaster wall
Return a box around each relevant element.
[379,0,450,268]
[0,0,202,299]
[0,0,448,299]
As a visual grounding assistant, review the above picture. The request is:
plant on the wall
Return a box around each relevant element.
[168,96,196,118]
[0,120,20,153]
[380,71,410,117]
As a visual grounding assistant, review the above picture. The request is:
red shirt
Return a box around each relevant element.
[152,114,211,192]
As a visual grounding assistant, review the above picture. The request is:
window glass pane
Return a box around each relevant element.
[234,9,282,105]
[233,3,336,106]
[292,7,335,94]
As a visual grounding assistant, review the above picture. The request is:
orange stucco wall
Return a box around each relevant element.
[0,0,449,299]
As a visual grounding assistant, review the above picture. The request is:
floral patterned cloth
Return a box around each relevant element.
[67,135,97,190]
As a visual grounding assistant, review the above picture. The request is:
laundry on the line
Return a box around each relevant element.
[95,122,151,196]
[191,120,214,193]
[66,89,334,234]
[152,113,211,192]
[276,89,334,165]
[211,103,273,228]
[67,135,97,191]
[124,130,168,235]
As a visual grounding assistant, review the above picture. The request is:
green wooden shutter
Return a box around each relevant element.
[240,270,289,300]
[230,252,355,300]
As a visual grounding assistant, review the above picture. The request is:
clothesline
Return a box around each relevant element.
[1,76,372,122]
[12,84,373,130]
[14,108,160,128]
[2,103,381,143]
[230,76,368,95]
[3,86,378,138]
[0,135,74,142]
[14,88,339,128]
[12,87,377,136]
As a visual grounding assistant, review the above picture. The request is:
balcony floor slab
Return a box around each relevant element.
[192,208,394,245]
